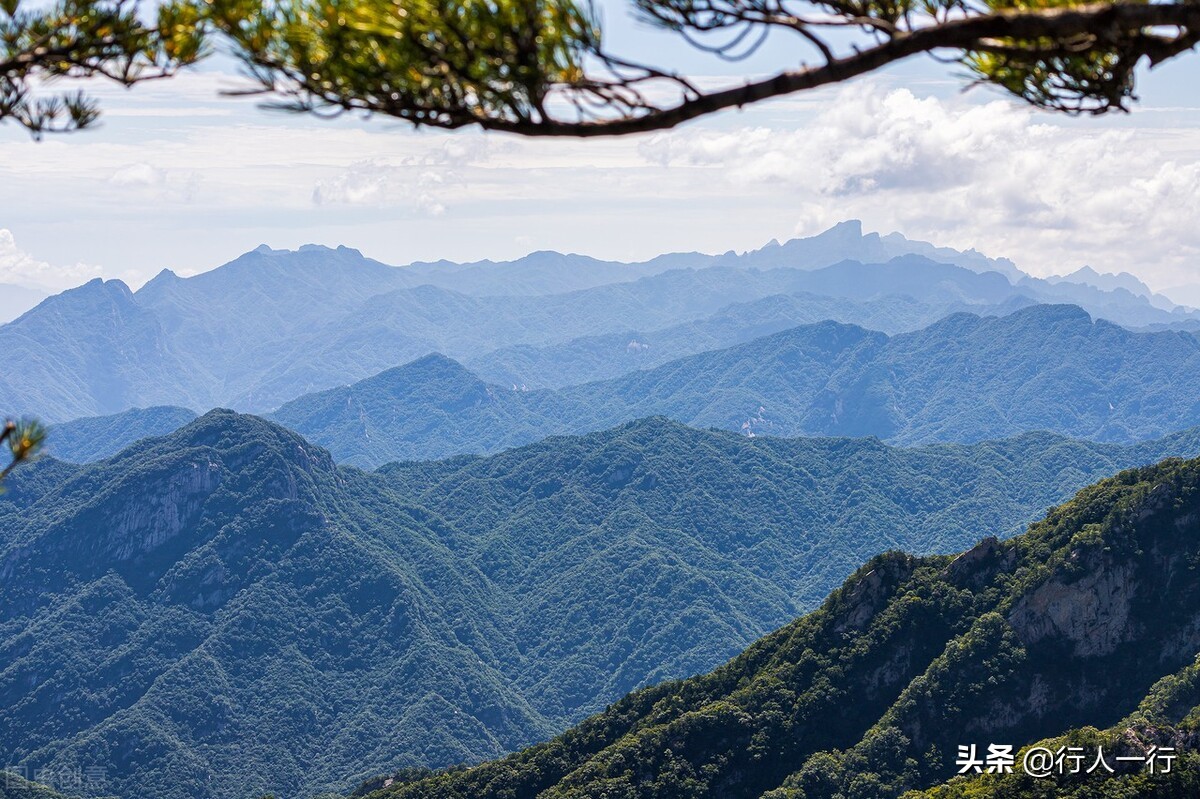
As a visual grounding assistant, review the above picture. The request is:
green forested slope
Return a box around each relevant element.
[365,456,1200,799]
[464,292,1036,390]
[44,406,198,463]
[275,304,1200,467]
[0,773,77,799]
[268,354,569,467]
[4,414,1199,799]
[1,412,554,799]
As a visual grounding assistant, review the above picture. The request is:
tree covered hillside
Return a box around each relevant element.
[275,305,1200,467]
[0,773,74,799]
[464,292,1037,391]
[1,412,552,799]
[3,413,1199,799]
[364,455,1200,799]
[45,406,198,463]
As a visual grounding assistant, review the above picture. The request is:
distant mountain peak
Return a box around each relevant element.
[404,351,477,374]
[877,229,1022,281]
[1050,264,1158,302]
[782,219,870,251]
[826,218,864,237]
[883,252,967,270]
[52,276,135,303]
[138,268,181,292]
[328,353,488,399]
[732,221,1023,282]
[174,408,336,473]
[1014,302,1094,323]
[295,243,366,258]
[236,243,375,264]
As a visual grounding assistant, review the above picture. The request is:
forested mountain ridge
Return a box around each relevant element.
[44,406,198,463]
[4,413,1200,799]
[464,291,1038,390]
[1,222,1192,422]
[363,455,1200,799]
[273,304,1200,467]
[0,411,555,799]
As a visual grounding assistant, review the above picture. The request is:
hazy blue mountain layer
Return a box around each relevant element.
[1,222,1192,423]
[464,292,1037,390]
[45,406,198,463]
[272,304,1200,467]
[364,455,1200,799]
[4,413,1200,799]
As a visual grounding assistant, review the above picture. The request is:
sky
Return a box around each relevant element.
[1,0,1199,295]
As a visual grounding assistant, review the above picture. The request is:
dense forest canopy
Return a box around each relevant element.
[364,455,1200,799]
[5,411,1199,798]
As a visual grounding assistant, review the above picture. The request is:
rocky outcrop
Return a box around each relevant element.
[1007,559,1138,656]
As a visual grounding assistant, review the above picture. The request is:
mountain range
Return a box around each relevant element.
[361,454,1200,799]
[6,222,1200,799]
[1049,265,1166,306]
[261,304,1200,467]
[45,406,198,463]
[5,413,1200,799]
[47,302,1200,470]
[2,222,1194,424]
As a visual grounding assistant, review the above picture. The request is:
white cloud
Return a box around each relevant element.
[311,160,458,215]
[110,163,164,186]
[3,68,1199,290]
[312,160,391,206]
[638,84,1200,285]
[108,162,200,202]
[0,229,103,291]
[415,193,447,217]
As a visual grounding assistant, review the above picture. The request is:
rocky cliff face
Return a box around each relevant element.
[1008,560,1138,656]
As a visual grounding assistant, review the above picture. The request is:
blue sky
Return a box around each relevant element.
[1,0,1198,294]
